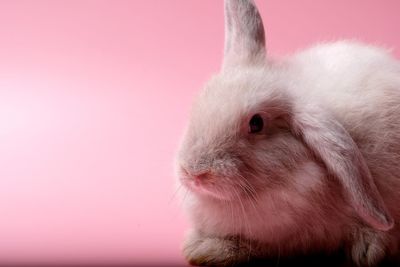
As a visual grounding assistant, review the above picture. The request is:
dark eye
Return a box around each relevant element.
[249,114,264,133]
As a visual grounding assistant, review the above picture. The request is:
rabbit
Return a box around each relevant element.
[175,0,400,266]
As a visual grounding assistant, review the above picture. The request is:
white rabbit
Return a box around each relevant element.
[175,0,400,266]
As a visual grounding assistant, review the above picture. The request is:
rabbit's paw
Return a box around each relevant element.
[350,229,388,266]
[183,233,252,266]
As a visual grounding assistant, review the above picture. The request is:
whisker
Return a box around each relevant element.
[168,183,183,205]
[181,187,190,206]
[167,186,190,223]
[235,175,264,224]
[233,186,254,264]
[231,187,243,252]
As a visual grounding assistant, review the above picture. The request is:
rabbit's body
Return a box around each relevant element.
[176,1,400,266]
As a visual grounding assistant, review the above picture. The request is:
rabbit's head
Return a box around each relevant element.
[176,0,393,232]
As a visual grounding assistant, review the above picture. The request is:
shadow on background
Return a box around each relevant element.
[240,251,400,267]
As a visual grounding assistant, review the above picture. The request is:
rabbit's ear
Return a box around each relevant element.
[292,106,394,231]
[223,0,266,67]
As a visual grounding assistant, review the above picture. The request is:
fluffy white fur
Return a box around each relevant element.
[175,0,400,266]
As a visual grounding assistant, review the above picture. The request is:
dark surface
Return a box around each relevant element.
[236,252,400,267]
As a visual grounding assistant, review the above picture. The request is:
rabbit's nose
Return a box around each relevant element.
[191,171,211,187]
[192,172,210,181]
[181,166,211,184]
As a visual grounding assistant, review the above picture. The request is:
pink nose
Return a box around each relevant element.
[192,173,209,181]
[191,172,210,187]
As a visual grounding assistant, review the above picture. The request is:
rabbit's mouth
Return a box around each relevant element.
[177,164,253,200]
[180,175,234,200]
[179,174,251,202]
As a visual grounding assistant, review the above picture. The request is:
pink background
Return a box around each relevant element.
[0,0,399,265]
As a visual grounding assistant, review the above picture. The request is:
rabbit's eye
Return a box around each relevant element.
[249,114,264,133]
